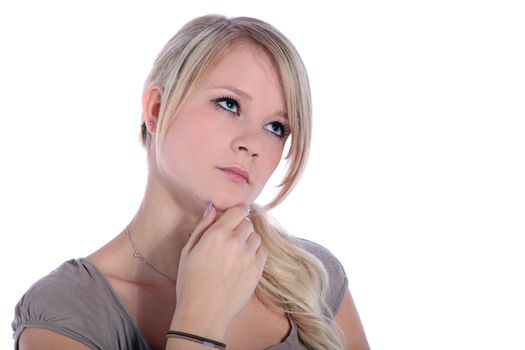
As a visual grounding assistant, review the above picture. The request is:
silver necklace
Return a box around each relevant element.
[125,226,177,284]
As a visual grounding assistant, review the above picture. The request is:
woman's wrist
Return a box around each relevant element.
[166,337,223,350]
[170,310,229,342]
[166,330,226,349]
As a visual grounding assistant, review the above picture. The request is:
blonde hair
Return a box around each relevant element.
[141,15,345,349]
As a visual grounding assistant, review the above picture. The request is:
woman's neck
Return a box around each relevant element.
[126,180,205,281]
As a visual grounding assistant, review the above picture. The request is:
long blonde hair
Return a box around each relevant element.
[141,15,345,349]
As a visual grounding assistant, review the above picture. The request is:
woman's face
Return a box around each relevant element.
[156,42,289,210]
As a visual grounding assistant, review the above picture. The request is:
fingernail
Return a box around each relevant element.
[203,201,213,217]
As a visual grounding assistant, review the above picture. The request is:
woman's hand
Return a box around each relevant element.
[170,203,268,341]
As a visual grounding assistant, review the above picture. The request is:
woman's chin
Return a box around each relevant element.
[207,196,251,212]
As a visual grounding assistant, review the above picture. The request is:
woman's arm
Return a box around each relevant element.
[18,328,92,350]
[335,289,370,350]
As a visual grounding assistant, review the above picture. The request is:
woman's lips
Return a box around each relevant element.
[217,167,250,184]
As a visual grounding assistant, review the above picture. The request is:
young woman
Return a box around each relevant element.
[12,15,369,350]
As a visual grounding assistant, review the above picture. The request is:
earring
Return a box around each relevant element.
[148,121,155,126]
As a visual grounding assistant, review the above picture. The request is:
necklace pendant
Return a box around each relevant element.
[126,225,176,284]
[133,249,145,262]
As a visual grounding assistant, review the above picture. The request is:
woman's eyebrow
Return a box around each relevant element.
[274,111,288,120]
[212,85,252,101]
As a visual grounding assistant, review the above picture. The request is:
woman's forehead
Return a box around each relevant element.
[199,43,285,105]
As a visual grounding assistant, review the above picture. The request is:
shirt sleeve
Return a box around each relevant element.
[297,238,349,315]
[11,262,100,349]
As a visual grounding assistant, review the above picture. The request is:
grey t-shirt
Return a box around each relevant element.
[12,239,348,349]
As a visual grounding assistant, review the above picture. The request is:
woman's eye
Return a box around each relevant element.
[215,97,240,114]
[264,121,287,138]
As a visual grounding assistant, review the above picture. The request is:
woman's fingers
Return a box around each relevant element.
[255,244,269,269]
[236,216,254,242]
[245,231,262,255]
[214,204,250,232]
[185,203,252,253]
[184,202,217,252]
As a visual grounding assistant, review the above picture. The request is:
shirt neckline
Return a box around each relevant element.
[79,258,152,349]
[78,258,297,349]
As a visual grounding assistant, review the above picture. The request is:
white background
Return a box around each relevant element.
[1,1,524,349]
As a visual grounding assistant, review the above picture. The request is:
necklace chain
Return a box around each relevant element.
[125,226,177,284]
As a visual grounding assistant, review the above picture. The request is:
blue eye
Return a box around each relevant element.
[215,96,240,114]
[264,121,288,138]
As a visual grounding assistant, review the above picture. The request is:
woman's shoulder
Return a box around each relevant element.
[295,238,349,314]
[12,258,148,349]
[15,259,96,307]
[12,259,103,331]
[12,259,98,346]
[296,238,346,273]
[16,259,105,305]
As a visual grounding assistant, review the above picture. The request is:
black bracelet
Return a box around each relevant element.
[166,330,226,349]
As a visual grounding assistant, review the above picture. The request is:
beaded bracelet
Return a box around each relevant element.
[166,330,227,349]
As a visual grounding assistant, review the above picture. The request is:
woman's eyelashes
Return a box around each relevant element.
[264,121,289,138]
[214,95,240,115]
[212,95,290,139]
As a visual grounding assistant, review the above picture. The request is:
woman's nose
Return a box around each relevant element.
[231,128,261,158]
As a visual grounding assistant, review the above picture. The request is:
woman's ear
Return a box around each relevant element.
[142,86,162,135]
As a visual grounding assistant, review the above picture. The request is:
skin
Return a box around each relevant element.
[18,42,369,350]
